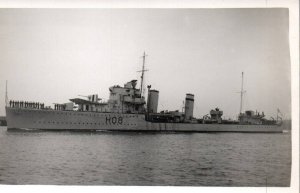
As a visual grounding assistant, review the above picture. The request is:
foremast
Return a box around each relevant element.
[137,52,148,97]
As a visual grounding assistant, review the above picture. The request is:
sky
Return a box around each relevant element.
[0,8,291,119]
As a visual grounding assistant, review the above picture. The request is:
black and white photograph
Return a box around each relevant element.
[0,1,298,193]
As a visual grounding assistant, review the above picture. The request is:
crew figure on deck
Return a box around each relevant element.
[9,100,45,109]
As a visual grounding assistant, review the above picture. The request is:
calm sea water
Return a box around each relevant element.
[0,126,291,186]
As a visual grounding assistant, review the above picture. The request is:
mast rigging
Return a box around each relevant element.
[137,52,148,97]
[239,72,246,114]
[5,80,8,107]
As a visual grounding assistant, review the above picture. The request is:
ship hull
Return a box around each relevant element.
[5,107,284,133]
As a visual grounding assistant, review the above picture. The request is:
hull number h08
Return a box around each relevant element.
[106,116,123,125]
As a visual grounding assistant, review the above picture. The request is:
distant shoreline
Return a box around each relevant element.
[0,116,7,126]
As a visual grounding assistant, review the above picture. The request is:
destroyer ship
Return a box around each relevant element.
[5,53,284,132]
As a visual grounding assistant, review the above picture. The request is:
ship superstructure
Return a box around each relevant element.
[69,80,146,114]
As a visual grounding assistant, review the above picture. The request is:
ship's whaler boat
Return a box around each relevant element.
[5,54,284,133]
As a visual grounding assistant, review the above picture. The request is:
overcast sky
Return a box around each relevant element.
[0,8,291,119]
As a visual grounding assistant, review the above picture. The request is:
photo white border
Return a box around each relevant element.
[0,1,298,193]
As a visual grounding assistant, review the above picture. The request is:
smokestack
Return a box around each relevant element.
[148,90,159,113]
[184,93,194,120]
